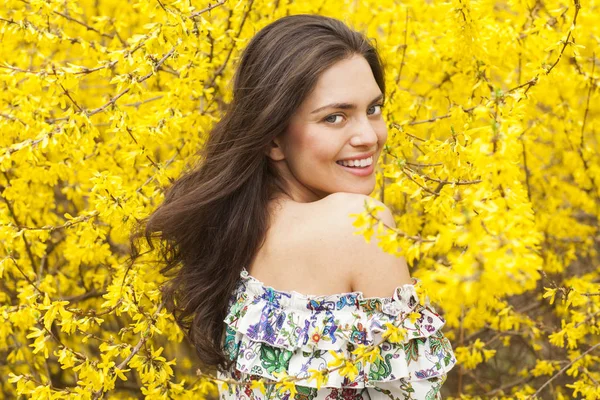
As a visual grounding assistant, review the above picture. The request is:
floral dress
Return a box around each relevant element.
[217,268,456,399]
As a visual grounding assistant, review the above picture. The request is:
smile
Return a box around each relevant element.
[335,155,373,168]
[335,155,375,177]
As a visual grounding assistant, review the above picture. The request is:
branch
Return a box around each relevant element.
[401,168,439,196]
[528,342,600,399]
[205,0,254,90]
[391,106,476,127]
[52,10,116,41]
[85,45,177,117]
[545,0,581,76]
[388,8,409,102]
[506,0,581,95]
[91,301,165,400]
[1,173,40,288]
[188,0,227,19]
[58,83,83,112]
[404,166,482,186]
[0,112,28,126]
[0,211,99,232]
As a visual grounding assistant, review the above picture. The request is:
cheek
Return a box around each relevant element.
[284,125,311,161]
[288,127,337,162]
[304,142,338,167]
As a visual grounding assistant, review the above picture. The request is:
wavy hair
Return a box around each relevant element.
[130,14,386,370]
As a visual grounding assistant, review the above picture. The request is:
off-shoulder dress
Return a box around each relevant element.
[217,268,456,399]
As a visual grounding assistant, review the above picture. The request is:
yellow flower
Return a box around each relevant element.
[408,311,421,324]
[307,368,328,390]
[414,284,428,306]
[351,344,382,364]
[543,287,557,305]
[219,382,229,393]
[249,379,267,394]
[339,361,359,381]
[274,377,297,399]
[327,350,346,368]
[381,322,408,344]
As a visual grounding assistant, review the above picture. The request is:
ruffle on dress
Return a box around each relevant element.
[221,268,456,389]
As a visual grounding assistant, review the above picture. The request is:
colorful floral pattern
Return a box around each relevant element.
[217,268,456,399]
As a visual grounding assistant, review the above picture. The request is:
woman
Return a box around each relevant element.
[136,14,456,399]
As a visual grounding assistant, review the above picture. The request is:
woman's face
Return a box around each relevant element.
[269,54,388,203]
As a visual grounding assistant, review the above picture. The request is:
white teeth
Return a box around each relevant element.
[337,156,373,168]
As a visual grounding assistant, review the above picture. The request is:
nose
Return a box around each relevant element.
[349,117,380,148]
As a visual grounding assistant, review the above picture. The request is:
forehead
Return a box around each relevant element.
[300,54,380,110]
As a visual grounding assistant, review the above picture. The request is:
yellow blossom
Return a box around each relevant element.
[351,344,383,364]
[249,379,267,394]
[381,323,408,344]
[307,368,328,390]
[0,1,598,399]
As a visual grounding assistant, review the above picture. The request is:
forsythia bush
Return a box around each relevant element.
[0,0,598,398]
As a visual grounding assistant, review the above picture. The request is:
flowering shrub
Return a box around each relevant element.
[0,0,598,398]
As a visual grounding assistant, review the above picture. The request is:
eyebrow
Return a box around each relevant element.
[310,93,384,114]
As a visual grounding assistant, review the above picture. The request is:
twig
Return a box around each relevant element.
[545,0,581,76]
[52,10,115,40]
[401,168,439,196]
[0,211,99,232]
[528,342,600,398]
[404,166,482,186]
[392,106,476,126]
[85,46,177,117]
[5,255,44,295]
[388,8,409,102]
[506,0,581,95]
[0,112,28,126]
[91,301,165,399]
[58,83,83,112]
[205,0,254,89]
[189,0,227,19]
[486,376,534,396]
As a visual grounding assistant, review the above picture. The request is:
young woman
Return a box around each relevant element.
[137,14,456,399]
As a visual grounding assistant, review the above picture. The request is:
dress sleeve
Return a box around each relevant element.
[221,277,456,393]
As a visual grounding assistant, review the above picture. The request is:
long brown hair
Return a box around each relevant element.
[130,14,387,370]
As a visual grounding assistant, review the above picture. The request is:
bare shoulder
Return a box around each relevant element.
[320,192,396,227]
[315,192,412,297]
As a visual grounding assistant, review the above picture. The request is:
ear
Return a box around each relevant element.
[266,136,286,161]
